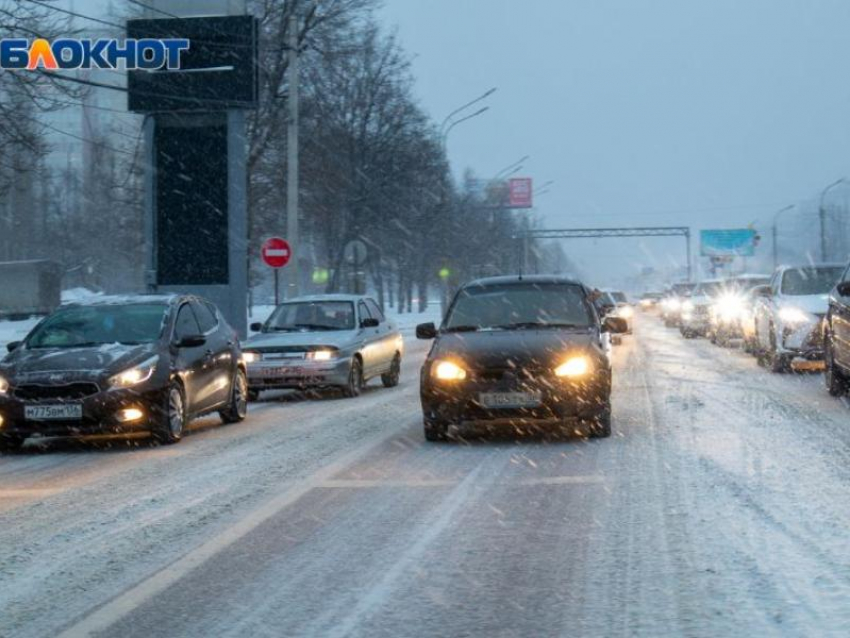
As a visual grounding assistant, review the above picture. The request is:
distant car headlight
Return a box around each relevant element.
[432,360,467,381]
[307,349,337,361]
[778,307,811,325]
[242,351,262,364]
[0,375,9,396]
[668,299,682,311]
[682,300,694,312]
[714,294,745,319]
[109,355,159,389]
[555,356,591,378]
[617,306,634,319]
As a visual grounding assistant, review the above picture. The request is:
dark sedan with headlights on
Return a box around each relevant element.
[416,276,628,441]
[0,295,248,451]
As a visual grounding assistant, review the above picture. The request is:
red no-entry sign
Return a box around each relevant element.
[261,237,291,269]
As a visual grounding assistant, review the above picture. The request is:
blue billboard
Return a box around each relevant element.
[700,229,756,257]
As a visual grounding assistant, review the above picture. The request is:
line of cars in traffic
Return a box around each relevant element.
[0,276,630,451]
[656,264,850,395]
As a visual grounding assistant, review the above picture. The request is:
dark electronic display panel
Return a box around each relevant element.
[128,16,258,112]
[155,124,228,286]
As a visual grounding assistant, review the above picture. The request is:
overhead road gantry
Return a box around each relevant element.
[517,226,692,281]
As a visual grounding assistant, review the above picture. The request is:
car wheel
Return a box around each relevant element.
[153,383,186,445]
[342,357,363,398]
[0,434,26,453]
[220,368,249,424]
[768,325,788,373]
[585,403,612,439]
[423,415,449,442]
[825,338,847,397]
[381,354,401,388]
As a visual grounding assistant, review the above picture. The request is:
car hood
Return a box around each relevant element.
[245,330,358,350]
[1,343,156,383]
[432,329,599,369]
[780,294,829,315]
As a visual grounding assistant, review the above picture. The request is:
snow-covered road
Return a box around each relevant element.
[4,315,850,637]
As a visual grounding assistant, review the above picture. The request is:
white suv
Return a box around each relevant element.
[752,264,844,372]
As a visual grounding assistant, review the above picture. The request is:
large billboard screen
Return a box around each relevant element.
[700,229,757,257]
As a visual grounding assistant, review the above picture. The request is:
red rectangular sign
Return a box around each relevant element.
[508,178,533,208]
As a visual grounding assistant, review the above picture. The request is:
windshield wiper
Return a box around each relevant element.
[444,325,480,333]
[495,322,585,330]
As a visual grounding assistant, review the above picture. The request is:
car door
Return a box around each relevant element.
[830,264,850,368]
[172,302,213,415]
[365,298,397,373]
[357,300,381,377]
[191,299,233,409]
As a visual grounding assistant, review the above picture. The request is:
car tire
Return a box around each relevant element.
[586,404,612,439]
[825,338,847,397]
[152,382,186,445]
[220,368,249,424]
[381,354,401,388]
[0,434,26,453]
[342,357,363,398]
[768,325,788,373]
[423,416,449,442]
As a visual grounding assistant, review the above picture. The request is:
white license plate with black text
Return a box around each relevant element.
[479,392,541,409]
[25,404,83,421]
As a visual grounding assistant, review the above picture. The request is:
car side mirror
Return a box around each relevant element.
[249,322,263,333]
[837,281,850,297]
[416,322,438,339]
[6,341,21,353]
[602,316,628,334]
[175,334,206,348]
[360,317,380,329]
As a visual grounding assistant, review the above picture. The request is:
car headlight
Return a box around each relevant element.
[668,299,682,310]
[617,306,634,318]
[109,355,159,389]
[432,360,467,381]
[682,300,694,312]
[779,307,810,325]
[0,375,8,396]
[715,294,744,319]
[307,349,336,361]
[555,356,591,378]
[242,351,262,364]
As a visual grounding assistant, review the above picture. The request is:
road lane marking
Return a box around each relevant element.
[55,424,410,638]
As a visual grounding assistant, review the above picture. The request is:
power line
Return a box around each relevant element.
[21,0,123,30]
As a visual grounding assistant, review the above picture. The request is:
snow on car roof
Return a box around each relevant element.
[465,275,584,287]
[60,294,178,307]
[282,294,367,303]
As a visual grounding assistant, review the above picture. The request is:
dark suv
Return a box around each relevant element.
[416,276,627,441]
[0,295,247,451]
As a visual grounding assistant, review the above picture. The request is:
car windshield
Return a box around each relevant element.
[781,267,843,295]
[445,283,593,330]
[26,304,167,349]
[610,292,627,303]
[266,301,355,331]
[672,283,698,296]
[695,282,724,297]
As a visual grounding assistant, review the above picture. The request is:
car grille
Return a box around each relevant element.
[472,367,550,383]
[14,383,100,401]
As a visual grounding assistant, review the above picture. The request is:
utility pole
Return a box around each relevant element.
[772,204,794,269]
[819,178,845,263]
[286,12,300,298]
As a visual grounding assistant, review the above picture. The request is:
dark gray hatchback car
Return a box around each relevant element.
[0,294,248,451]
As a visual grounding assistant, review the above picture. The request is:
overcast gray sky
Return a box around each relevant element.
[380,0,850,286]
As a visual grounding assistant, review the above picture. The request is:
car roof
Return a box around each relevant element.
[463,275,584,288]
[283,294,368,303]
[777,263,845,271]
[60,293,179,308]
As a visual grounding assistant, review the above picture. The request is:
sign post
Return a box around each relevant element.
[261,237,292,305]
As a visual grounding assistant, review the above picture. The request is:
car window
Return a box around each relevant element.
[191,300,218,334]
[358,301,372,323]
[780,267,843,296]
[26,303,168,349]
[445,283,593,330]
[365,299,385,323]
[174,303,202,340]
[266,301,355,331]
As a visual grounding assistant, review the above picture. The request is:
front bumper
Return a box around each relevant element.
[778,320,824,359]
[0,386,165,437]
[247,357,352,390]
[421,370,611,425]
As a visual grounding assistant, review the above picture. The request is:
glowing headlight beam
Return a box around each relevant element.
[555,356,590,378]
[433,360,467,381]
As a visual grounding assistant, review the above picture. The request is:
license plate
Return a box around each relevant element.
[258,366,299,377]
[479,392,541,409]
[25,404,83,421]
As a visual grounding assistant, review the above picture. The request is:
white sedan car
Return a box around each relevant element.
[752,264,844,372]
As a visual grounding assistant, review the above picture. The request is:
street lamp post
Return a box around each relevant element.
[819,178,846,262]
[772,204,794,269]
